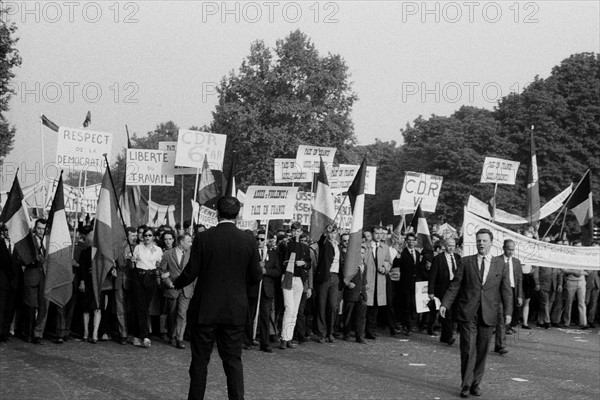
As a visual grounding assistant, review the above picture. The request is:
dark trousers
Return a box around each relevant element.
[131,271,156,340]
[420,301,437,334]
[0,287,17,339]
[495,288,519,349]
[386,278,399,331]
[398,283,416,331]
[55,291,76,338]
[315,273,339,337]
[459,314,494,389]
[258,294,274,347]
[343,297,367,339]
[439,304,454,343]
[294,291,308,340]
[189,323,245,400]
[244,296,258,345]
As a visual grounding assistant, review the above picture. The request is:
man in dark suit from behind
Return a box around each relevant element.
[429,238,461,345]
[173,196,262,400]
[0,223,21,342]
[440,229,512,398]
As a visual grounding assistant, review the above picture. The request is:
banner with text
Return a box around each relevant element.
[293,191,353,230]
[480,157,520,185]
[45,180,101,214]
[127,149,175,186]
[463,209,599,270]
[295,145,336,173]
[158,142,197,175]
[466,184,572,224]
[330,164,377,195]
[398,172,443,213]
[55,127,113,172]
[242,186,299,220]
[415,281,440,313]
[174,130,226,170]
[197,205,218,228]
[274,158,313,183]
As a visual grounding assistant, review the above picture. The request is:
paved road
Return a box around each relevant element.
[1,326,598,399]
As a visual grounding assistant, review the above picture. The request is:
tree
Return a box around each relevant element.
[211,30,357,190]
[0,10,22,160]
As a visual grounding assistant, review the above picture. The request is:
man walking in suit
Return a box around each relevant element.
[494,239,523,354]
[23,218,48,344]
[0,223,20,342]
[440,229,513,398]
[395,232,421,336]
[428,238,461,345]
[256,230,280,353]
[160,233,194,349]
[365,226,392,339]
[173,197,262,400]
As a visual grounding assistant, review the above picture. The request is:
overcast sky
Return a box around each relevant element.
[2,1,599,190]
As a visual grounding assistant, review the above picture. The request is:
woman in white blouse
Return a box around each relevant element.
[130,227,163,348]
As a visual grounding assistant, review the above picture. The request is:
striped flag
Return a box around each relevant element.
[44,173,74,307]
[93,167,125,306]
[310,158,336,242]
[41,115,59,132]
[409,204,433,252]
[343,157,367,285]
[119,129,145,228]
[197,155,218,206]
[566,170,594,244]
[526,128,540,226]
[0,175,36,265]
[83,111,91,127]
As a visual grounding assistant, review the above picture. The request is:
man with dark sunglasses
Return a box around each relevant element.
[254,230,280,352]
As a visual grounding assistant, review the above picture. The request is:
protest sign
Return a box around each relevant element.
[158,142,197,175]
[55,127,113,172]
[480,157,520,185]
[415,281,438,313]
[330,164,377,195]
[334,194,353,230]
[294,191,314,225]
[274,158,313,183]
[45,180,101,214]
[392,200,412,216]
[242,186,299,220]
[463,209,599,270]
[126,149,175,186]
[197,205,218,228]
[174,130,226,170]
[398,172,443,213]
[295,145,336,172]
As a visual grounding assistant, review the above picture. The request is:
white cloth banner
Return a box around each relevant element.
[295,145,336,173]
[463,209,599,270]
[466,184,573,224]
[480,157,520,184]
[242,186,299,220]
[147,200,176,227]
[398,172,443,213]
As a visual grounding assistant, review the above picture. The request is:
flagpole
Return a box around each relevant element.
[39,115,48,212]
[541,170,588,240]
[71,167,85,258]
[40,170,63,257]
[332,194,348,226]
[102,154,135,256]
[180,176,184,225]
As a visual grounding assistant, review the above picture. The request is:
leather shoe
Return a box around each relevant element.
[494,347,508,355]
[427,330,438,337]
[260,346,273,353]
[470,386,482,396]
[390,328,402,336]
[521,324,531,330]
[54,338,64,344]
[460,386,470,398]
[355,338,367,344]
[365,333,376,340]
[279,340,286,350]
[119,337,128,345]
[286,340,297,349]
[176,340,186,349]
[32,337,44,345]
[326,335,335,343]
[343,335,351,341]
[447,338,456,346]
[314,336,325,344]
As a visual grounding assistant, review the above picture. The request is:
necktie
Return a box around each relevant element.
[451,255,456,273]
[411,249,416,264]
[374,244,378,266]
[261,249,265,261]
[479,257,485,281]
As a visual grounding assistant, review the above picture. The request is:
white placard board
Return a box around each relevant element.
[480,157,520,185]
[126,149,175,186]
[174,130,226,170]
[242,186,299,220]
[158,141,197,175]
[274,158,313,183]
[295,145,336,173]
[398,172,443,213]
[55,127,113,171]
[334,164,377,195]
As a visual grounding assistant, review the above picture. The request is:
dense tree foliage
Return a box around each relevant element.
[0,11,22,161]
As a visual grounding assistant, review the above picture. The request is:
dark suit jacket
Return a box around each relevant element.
[429,252,462,299]
[281,239,312,283]
[160,247,194,299]
[396,247,421,290]
[442,254,513,326]
[24,233,45,287]
[260,248,281,298]
[498,256,523,301]
[533,266,563,292]
[314,235,344,289]
[173,222,262,326]
[343,264,367,302]
[0,239,20,290]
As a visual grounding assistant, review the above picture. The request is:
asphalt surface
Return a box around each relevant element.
[1,325,598,399]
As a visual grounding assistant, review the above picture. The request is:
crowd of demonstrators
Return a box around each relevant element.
[0,219,598,358]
